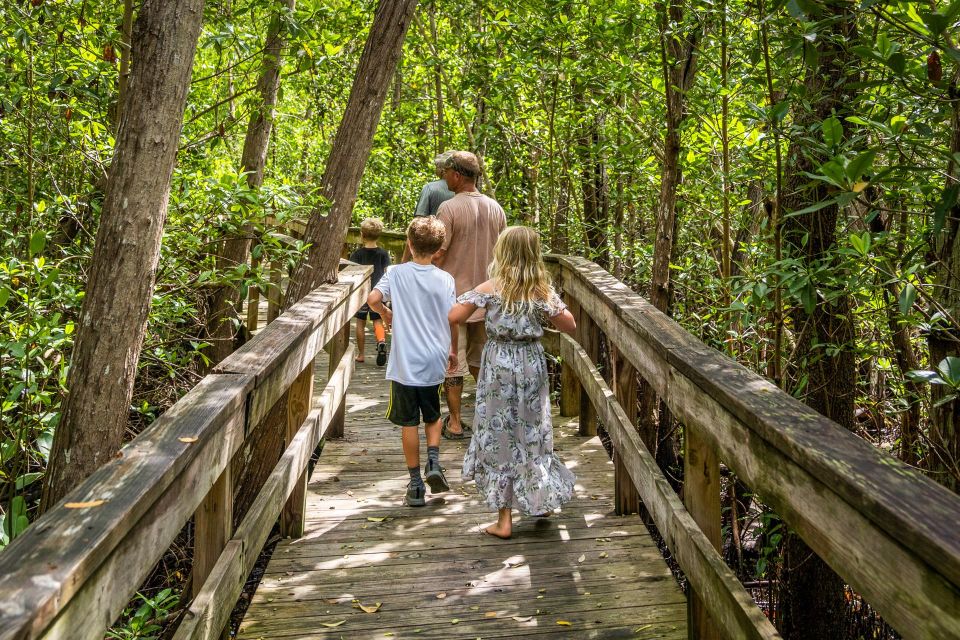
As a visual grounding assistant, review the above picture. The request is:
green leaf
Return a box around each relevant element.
[899,283,917,316]
[0,287,9,307]
[906,369,942,384]
[29,231,46,257]
[785,197,839,218]
[15,472,41,491]
[770,100,790,122]
[822,116,843,147]
[846,150,875,182]
[937,357,960,387]
[850,231,871,256]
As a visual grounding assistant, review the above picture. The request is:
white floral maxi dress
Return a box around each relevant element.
[460,290,576,514]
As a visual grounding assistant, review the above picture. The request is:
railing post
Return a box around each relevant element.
[560,293,581,418]
[246,251,261,333]
[326,322,350,438]
[684,424,722,640]
[612,348,640,515]
[280,360,315,539]
[577,306,599,437]
[193,464,233,639]
[267,261,282,323]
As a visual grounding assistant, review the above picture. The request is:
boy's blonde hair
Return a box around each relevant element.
[360,218,384,241]
[407,216,445,257]
[490,226,554,315]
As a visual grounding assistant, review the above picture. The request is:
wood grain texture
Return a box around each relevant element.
[561,334,779,640]
[235,346,687,639]
[176,346,355,640]
[0,374,252,640]
[558,256,960,638]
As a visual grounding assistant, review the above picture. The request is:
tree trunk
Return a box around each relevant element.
[640,0,700,475]
[927,64,960,492]
[429,1,444,154]
[205,0,296,368]
[776,3,859,636]
[41,0,205,512]
[285,0,419,303]
[578,111,609,270]
[649,0,699,313]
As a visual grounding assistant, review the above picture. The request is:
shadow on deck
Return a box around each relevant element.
[235,337,687,639]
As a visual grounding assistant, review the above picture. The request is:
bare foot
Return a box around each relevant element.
[483,524,511,539]
[355,356,365,363]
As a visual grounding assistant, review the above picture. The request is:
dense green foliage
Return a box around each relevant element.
[1,0,959,634]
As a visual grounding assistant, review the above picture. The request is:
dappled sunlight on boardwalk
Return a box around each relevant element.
[236,336,686,639]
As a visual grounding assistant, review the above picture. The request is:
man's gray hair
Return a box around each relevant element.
[434,151,454,174]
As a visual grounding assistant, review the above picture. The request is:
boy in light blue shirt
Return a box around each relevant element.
[367,217,456,506]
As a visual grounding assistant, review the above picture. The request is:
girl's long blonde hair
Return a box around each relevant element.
[489,226,555,315]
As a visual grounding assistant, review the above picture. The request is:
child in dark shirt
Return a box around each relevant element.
[349,218,391,365]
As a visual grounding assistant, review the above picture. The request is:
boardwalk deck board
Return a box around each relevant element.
[236,336,687,639]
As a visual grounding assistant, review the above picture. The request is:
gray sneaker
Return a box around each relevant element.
[405,481,426,507]
[424,459,449,494]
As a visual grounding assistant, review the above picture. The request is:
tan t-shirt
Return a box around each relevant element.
[437,192,506,322]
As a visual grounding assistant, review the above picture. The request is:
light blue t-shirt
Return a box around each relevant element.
[375,262,456,386]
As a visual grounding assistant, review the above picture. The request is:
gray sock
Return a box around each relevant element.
[427,446,439,466]
[408,466,423,485]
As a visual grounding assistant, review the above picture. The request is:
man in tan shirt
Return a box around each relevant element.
[434,151,506,438]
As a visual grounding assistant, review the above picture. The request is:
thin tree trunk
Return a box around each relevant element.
[776,3,859,636]
[429,0,444,154]
[286,0,420,303]
[205,0,296,368]
[649,0,699,312]
[640,0,700,467]
[41,0,205,511]
[927,64,960,492]
[116,0,134,134]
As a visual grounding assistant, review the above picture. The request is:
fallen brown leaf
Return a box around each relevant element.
[64,500,106,508]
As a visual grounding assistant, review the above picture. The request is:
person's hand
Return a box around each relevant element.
[381,306,393,327]
[447,350,458,373]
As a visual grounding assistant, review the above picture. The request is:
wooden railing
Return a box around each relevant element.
[0,265,370,640]
[246,223,405,332]
[545,254,960,639]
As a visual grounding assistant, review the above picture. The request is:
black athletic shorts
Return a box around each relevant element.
[386,381,442,427]
[354,303,381,321]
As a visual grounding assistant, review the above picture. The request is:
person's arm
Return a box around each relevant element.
[548,309,576,335]
[367,289,393,327]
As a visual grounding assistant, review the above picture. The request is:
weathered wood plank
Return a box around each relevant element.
[193,464,233,618]
[0,374,252,640]
[235,342,687,640]
[325,323,350,438]
[561,334,780,640]
[280,361,315,538]
[174,541,244,640]
[668,372,960,639]
[684,425,721,640]
[174,347,355,640]
[558,255,960,597]
[559,257,960,638]
[216,264,368,428]
[560,292,582,417]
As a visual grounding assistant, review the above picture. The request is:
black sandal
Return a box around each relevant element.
[441,415,466,440]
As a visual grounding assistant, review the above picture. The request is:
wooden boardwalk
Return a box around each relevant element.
[236,336,687,639]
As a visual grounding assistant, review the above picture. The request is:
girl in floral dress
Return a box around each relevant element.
[448,226,577,539]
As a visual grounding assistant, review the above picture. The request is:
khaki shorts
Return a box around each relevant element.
[449,322,487,377]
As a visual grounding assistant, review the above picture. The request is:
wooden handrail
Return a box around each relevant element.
[555,333,780,639]
[0,265,371,640]
[548,254,960,639]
